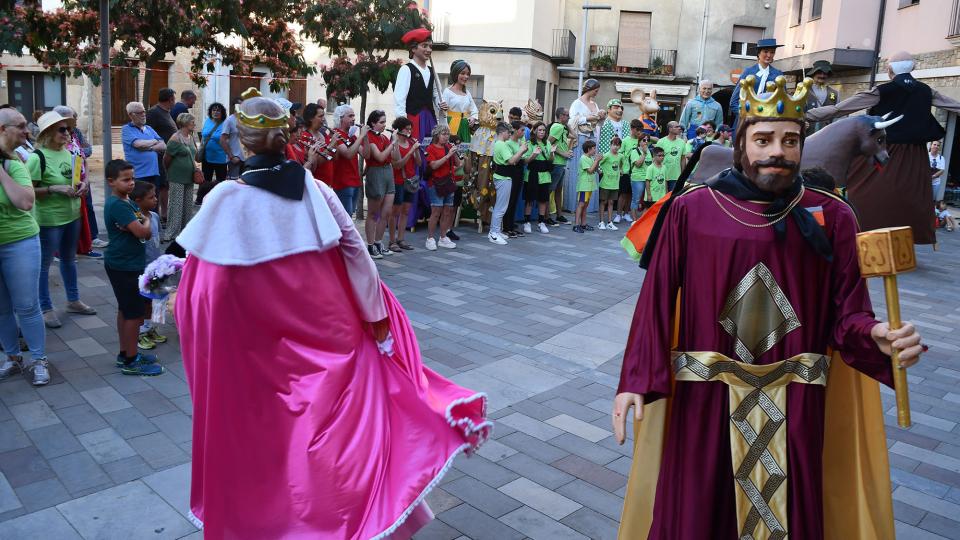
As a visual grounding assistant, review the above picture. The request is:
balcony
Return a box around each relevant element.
[589,45,677,76]
[949,0,960,46]
[550,29,576,64]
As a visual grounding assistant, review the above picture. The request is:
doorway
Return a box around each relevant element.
[6,71,66,119]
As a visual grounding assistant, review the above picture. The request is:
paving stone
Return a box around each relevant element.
[103,407,160,439]
[894,486,960,521]
[498,506,588,540]
[65,337,108,358]
[506,400,558,421]
[58,367,108,392]
[556,479,625,521]
[498,432,570,463]
[127,432,190,470]
[143,373,190,399]
[101,372,152,396]
[55,403,109,436]
[545,414,610,443]
[77,428,138,464]
[80,386,132,414]
[561,506,620,539]
[26,423,84,460]
[149,411,193,444]
[425,487,462,515]
[499,453,575,490]
[0,473,21,514]
[893,499,928,526]
[102,455,155,484]
[142,463,192,521]
[895,521,950,539]
[56,481,195,539]
[413,519,463,540]
[0,419,31,453]
[443,476,523,518]
[437,503,524,540]
[499,477,581,520]
[48,451,110,495]
[9,400,61,430]
[476,439,518,462]
[0,507,82,539]
[0,447,55,487]
[552,455,628,492]
[549,433,621,466]
[35,383,86,410]
[12,478,71,513]
[497,413,564,441]
[451,455,519,489]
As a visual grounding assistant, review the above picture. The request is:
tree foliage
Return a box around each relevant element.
[1,0,314,93]
[302,0,432,105]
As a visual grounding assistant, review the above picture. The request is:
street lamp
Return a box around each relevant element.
[578,1,612,96]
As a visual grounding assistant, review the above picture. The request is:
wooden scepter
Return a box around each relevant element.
[856,226,915,428]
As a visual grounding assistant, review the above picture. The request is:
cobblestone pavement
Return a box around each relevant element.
[1,194,959,539]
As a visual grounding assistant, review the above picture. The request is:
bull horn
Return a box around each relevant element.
[882,112,892,120]
[874,115,903,130]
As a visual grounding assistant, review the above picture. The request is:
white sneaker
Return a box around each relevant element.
[91,239,109,248]
[623,214,634,222]
[538,222,549,234]
[425,237,438,251]
[488,233,508,245]
[613,214,622,223]
[607,222,619,231]
[27,358,50,386]
[598,221,607,230]
[438,237,457,249]
[376,242,393,256]
[523,222,532,234]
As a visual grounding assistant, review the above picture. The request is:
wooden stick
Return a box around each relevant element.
[883,274,911,427]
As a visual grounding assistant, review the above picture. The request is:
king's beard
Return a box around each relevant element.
[741,155,800,195]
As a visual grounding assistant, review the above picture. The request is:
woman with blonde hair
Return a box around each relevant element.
[163,112,199,241]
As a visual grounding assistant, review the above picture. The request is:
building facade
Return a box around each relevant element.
[774,0,960,200]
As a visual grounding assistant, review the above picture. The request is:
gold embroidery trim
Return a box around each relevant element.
[673,351,830,540]
[718,262,801,364]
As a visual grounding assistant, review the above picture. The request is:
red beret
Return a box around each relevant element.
[402,28,432,45]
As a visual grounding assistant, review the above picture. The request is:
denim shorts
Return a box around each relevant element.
[427,186,455,207]
[550,165,566,191]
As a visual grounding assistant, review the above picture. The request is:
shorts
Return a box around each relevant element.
[525,181,551,204]
[550,165,566,191]
[393,185,413,205]
[136,175,167,190]
[577,191,593,204]
[105,266,150,320]
[427,186,455,206]
[619,174,632,194]
[364,165,395,199]
[599,188,619,202]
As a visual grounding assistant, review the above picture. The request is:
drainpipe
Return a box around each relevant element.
[869,0,887,88]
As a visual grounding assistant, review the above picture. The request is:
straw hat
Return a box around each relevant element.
[36,111,69,136]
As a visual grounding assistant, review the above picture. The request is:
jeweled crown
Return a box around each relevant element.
[739,75,812,120]
[237,87,290,130]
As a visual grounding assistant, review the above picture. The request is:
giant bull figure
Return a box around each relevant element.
[690,114,903,185]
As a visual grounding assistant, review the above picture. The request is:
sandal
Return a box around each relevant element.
[398,241,415,251]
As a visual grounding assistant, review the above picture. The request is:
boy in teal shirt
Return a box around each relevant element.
[644,146,668,204]
[574,140,601,233]
[598,137,622,230]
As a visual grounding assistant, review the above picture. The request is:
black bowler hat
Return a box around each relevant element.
[756,38,784,50]
[807,60,833,76]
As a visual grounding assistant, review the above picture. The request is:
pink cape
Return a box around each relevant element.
[176,249,490,539]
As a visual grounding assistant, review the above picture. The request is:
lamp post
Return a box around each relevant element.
[100,0,111,198]
[577,1,612,96]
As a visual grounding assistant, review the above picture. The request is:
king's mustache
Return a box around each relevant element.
[751,157,799,170]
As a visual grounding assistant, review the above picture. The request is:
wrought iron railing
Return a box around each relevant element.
[589,45,678,75]
[551,29,576,63]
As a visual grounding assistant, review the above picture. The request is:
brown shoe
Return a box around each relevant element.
[42,310,62,328]
[65,301,97,315]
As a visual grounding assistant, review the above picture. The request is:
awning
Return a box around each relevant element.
[614,82,692,96]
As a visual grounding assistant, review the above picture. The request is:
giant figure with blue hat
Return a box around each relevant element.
[729,38,784,133]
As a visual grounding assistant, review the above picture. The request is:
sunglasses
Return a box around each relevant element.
[57,126,71,134]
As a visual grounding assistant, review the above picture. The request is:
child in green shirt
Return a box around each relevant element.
[574,140,601,233]
[645,146,668,204]
[628,136,651,221]
[615,119,642,225]
[598,137,622,230]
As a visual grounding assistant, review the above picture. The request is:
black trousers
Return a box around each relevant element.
[503,170,524,232]
[197,161,227,203]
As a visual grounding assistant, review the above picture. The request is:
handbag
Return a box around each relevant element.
[432,175,456,197]
[197,122,221,163]
[403,175,420,194]
[192,168,204,185]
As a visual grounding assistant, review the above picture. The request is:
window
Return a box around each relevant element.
[898,0,919,7]
[536,80,546,110]
[438,73,484,108]
[730,25,764,58]
[6,71,66,119]
[811,0,823,18]
[618,11,652,68]
[792,0,804,24]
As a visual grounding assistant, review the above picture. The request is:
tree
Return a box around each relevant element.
[302,0,431,122]
[4,0,314,100]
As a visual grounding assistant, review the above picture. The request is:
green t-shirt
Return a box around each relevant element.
[0,160,40,245]
[548,123,570,165]
[599,152,621,190]
[165,137,197,185]
[104,195,146,271]
[625,145,652,181]
[493,139,520,180]
[620,136,638,175]
[525,142,552,184]
[26,148,81,227]
[577,155,598,192]
[645,163,668,202]
[655,137,685,181]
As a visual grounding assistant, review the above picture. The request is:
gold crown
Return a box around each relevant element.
[738,75,812,120]
[236,87,290,129]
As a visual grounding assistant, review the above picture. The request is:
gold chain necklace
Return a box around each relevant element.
[708,186,804,229]
[714,186,803,217]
